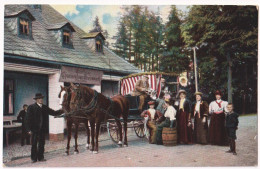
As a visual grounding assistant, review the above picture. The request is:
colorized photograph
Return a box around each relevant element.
[2,3,258,167]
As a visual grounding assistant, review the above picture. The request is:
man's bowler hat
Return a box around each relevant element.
[33,93,44,100]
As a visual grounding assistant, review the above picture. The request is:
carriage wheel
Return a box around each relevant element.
[133,121,146,138]
[107,121,124,144]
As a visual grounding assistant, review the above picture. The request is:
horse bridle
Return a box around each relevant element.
[70,88,82,105]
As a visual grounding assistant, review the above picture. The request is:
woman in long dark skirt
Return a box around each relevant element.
[192,92,209,144]
[208,90,228,146]
[174,90,193,144]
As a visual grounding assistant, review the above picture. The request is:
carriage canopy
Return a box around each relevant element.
[120,72,179,98]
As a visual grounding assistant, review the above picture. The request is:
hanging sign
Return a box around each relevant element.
[59,66,103,85]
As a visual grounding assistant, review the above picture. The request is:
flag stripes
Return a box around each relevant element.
[120,74,161,96]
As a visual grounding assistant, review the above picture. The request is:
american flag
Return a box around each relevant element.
[120,74,162,98]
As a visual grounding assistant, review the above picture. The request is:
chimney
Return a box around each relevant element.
[31,5,42,11]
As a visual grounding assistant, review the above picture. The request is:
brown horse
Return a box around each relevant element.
[69,83,129,153]
[58,85,90,155]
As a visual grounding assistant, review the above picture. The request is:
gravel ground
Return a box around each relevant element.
[3,114,258,167]
[3,127,112,163]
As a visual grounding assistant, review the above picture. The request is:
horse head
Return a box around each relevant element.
[59,85,71,113]
[69,83,95,111]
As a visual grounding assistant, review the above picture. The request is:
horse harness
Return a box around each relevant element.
[57,89,124,122]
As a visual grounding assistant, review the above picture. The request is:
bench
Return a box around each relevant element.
[3,116,22,147]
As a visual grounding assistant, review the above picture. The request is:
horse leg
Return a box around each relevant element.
[90,120,95,152]
[85,120,90,149]
[116,120,123,147]
[66,120,72,155]
[74,123,79,154]
[123,118,128,147]
[93,121,101,154]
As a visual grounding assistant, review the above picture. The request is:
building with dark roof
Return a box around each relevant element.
[4,4,141,141]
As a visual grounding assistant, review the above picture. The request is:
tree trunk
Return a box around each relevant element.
[227,53,232,103]
[152,54,154,72]
[129,28,132,62]
[148,54,151,72]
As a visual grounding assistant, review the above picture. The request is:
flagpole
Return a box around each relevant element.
[193,47,198,92]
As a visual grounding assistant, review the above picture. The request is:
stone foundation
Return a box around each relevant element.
[49,133,64,141]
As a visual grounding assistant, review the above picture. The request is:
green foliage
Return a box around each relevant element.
[161,6,190,73]
[112,5,165,71]
[113,5,257,113]
[183,5,257,111]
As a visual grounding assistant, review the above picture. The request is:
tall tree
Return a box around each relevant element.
[90,16,110,47]
[183,5,258,113]
[89,16,103,33]
[113,20,129,60]
[161,5,190,73]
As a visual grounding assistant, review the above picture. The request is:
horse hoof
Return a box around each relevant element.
[123,144,128,147]
[74,151,79,154]
[85,144,90,149]
[118,141,123,147]
[65,151,69,155]
[93,151,98,154]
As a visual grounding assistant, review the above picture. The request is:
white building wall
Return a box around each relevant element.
[48,72,65,136]
[91,85,101,93]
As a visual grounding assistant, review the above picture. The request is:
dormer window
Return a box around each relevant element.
[96,40,102,52]
[18,16,33,39]
[47,22,75,48]
[80,32,105,53]
[19,18,29,35]
[5,9,35,39]
[63,30,71,45]
[62,29,73,48]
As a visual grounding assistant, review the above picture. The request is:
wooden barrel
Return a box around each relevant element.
[162,127,177,146]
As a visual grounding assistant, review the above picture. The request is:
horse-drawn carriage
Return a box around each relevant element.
[58,72,179,153]
[106,72,179,144]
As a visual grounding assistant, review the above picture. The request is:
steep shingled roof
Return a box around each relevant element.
[4,5,141,74]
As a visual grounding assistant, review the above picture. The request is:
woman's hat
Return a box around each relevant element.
[215,90,222,96]
[194,91,203,96]
[148,101,155,105]
[177,89,186,97]
[33,93,44,100]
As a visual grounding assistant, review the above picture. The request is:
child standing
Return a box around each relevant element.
[225,103,239,155]
[141,101,163,144]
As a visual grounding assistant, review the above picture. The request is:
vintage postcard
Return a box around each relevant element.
[2,0,258,167]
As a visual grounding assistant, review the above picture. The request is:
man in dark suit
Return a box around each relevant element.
[17,104,30,146]
[26,93,63,163]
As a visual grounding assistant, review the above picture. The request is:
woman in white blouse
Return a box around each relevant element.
[155,98,177,145]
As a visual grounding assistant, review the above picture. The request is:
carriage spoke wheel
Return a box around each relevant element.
[133,121,146,138]
[107,121,124,144]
